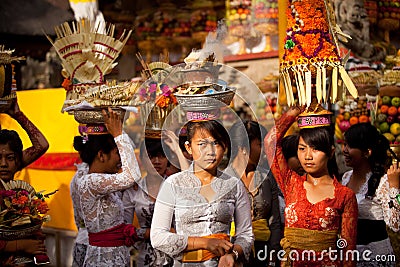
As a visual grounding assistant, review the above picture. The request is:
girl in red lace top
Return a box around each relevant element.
[264,106,358,267]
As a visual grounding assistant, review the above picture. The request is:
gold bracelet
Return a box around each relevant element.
[192,237,195,250]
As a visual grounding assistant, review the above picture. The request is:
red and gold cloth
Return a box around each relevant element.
[264,112,358,267]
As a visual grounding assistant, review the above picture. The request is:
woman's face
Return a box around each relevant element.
[149,153,168,176]
[249,138,263,167]
[186,129,226,172]
[297,137,331,176]
[0,143,19,182]
[342,141,366,168]
[103,147,122,174]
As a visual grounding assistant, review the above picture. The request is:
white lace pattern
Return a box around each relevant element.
[77,133,141,267]
[150,169,254,266]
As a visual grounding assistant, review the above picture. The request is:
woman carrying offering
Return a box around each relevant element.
[151,119,254,267]
[264,105,358,267]
[75,108,141,267]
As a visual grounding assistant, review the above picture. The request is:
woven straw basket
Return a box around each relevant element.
[72,108,126,124]
[0,223,42,240]
[175,88,236,111]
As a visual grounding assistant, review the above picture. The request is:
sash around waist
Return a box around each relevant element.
[357,219,388,245]
[182,233,230,263]
[282,227,338,252]
[88,223,138,247]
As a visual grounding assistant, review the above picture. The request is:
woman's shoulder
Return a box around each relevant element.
[163,170,194,187]
[341,170,353,186]
[334,177,356,200]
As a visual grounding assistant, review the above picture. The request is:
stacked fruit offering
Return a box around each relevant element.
[378,0,400,20]
[256,92,279,121]
[375,94,400,144]
[190,9,217,33]
[226,0,252,27]
[335,97,370,141]
[253,0,278,22]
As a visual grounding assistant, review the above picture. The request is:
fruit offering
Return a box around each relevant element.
[226,0,252,27]
[256,92,280,121]
[335,97,371,140]
[191,9,217,32]
[375,94,400,144]
[253,0,278,23]
[378,0,400,20]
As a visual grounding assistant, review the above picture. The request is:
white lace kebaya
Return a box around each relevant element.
[77,133,141,267]
[150,167,254,266]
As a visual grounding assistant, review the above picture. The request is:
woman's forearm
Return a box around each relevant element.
[12,111,49,168]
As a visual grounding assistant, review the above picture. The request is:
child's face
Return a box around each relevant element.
[0,143,19,182]
[186,129,225,173]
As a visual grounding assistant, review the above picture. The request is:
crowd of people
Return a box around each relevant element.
[1,96,400,267]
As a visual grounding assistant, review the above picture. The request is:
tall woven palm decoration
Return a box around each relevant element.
[46,18,131,84]
[0,46,24,113]
[280,0,358,107]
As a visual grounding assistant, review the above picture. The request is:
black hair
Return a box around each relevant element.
[178,126,188,154]
[228,120,267,159]
[299,126,339,178]
[281,134,299,161]
[0,129,23,170]
[73,134,117,165]
[186,120,230,153]
[139,138,169,160]
[344,123,389,198]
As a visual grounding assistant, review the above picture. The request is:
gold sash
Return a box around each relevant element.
[280,227,338,267]
[182,233,230,263]
[253,219,271,241]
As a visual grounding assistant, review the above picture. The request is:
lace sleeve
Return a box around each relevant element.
[70,163,89,229]
[341,190,358,267]
[122,187,136,224]
[232,180,254,261]
[264,112,297,196]
[376,175,400,232]
[150,179,187,259]
[86,133,141,195]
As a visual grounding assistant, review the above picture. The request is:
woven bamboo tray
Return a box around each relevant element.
[0,223,42,240]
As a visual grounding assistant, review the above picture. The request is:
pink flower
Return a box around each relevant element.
[160,84,171,96]
[0,190,16,197]
[139,87,148,98]
[148,82,157,94]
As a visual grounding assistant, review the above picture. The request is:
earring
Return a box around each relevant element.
[185,141,189,145]
[243,150,246,155]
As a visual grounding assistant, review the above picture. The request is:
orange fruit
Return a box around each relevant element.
[359,115,369,123]
[388,106,398,116]
[380,105,389,114]
[337,114,344,121]
[349,116,359,125]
